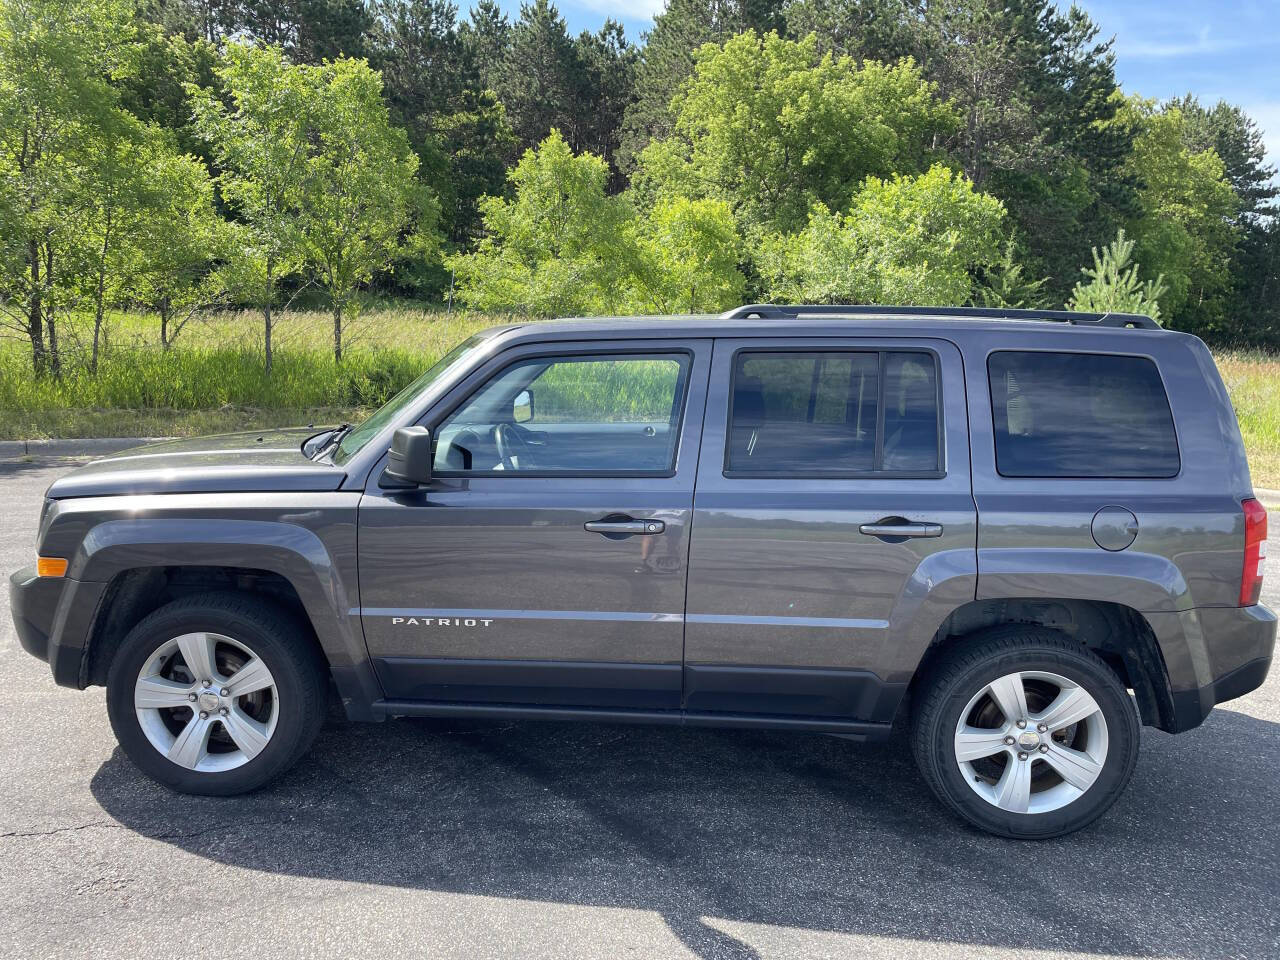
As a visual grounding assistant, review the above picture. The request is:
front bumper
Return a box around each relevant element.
[9,565,107,687]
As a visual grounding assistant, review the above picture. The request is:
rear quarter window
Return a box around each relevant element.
[987,351,1180,478]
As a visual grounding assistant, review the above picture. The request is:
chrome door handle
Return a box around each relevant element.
[859,522,943,539]
[585,519,665,536]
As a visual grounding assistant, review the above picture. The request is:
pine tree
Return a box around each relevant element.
[1068,230,1167,321]
[498,0,579,154]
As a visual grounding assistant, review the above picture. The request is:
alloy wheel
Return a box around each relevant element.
[133,632,280,773]
[953,670,1109,815]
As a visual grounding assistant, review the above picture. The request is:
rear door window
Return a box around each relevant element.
[726,350,940,475]
[987,351,1180,478]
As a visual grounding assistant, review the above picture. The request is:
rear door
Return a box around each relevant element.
[683,337,977,723]
[357,339,710,711]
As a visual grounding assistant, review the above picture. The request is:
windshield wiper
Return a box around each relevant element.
[309,423,351,460]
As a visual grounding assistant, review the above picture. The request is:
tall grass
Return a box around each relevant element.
[0,307,506,437]
[5,311,1280,490]
[1215,351,1280,489]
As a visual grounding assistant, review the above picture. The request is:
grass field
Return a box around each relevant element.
[4,306,1280,487]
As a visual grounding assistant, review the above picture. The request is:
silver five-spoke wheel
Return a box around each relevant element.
[134,632,280,773]
[954,669,1108,814]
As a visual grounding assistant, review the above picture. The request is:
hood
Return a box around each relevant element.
[46,428,347,499]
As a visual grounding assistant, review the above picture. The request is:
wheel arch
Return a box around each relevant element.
[905,597,1179,732]
[72,518,382,721]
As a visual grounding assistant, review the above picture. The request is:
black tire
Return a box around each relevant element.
[910,625,1140,839]
[105,592,327,796]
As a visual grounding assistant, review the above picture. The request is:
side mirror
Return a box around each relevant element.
[513,388,534,424]
[383,426,433,486]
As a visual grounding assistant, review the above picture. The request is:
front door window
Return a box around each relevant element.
[433,353,691,475]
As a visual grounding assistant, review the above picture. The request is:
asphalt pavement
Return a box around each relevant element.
[1,456,1277,960]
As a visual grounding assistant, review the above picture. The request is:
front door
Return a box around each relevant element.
[683,337,977,723]
[358,340,709,711]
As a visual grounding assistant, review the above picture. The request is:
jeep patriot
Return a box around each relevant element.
[10,304,1275,838]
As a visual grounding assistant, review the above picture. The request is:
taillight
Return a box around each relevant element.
[1240,498,1267,606]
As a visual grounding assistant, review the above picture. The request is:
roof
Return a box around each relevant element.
[489,303,1164,342]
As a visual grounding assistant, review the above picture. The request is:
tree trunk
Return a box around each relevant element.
[46,306,61,379]
[160,299,171,350]
[44,245,60,379]
[333,301,343,363]
[27,239,46,374]
[263,259,274,375]
[92,272,105,375]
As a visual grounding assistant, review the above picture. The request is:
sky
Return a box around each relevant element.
[490,0,1280,172]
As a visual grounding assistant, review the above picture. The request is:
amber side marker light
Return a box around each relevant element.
[36,557,68,578]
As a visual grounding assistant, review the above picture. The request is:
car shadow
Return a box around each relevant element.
[90,707,1279,959]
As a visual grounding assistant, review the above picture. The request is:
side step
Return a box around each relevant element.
[371,699,893,740]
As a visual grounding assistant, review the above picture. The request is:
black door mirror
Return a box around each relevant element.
[383,426,433,486]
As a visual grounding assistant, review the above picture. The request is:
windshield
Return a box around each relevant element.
[332,333,493,465]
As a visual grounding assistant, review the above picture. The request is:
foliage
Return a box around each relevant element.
[445,130,634,316]
[619,0,784,171]
[974,239,1050,309]
[448,132,743,316]
[1067,229,1168,321]
[757,164,1007,305]
[293,56,433,361]
[1173,94,1278,221]
[0,0,139,374]
[189,42,312,370]
[638,30,958,234]
[627,196,743,313]
[132,147,226,348]
[1117,97,1238,328]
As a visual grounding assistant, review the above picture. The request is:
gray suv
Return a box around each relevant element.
[10,304,1275,838]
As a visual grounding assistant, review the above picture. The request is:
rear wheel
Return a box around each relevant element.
[106,593,326,795]
[910,626,1139,839]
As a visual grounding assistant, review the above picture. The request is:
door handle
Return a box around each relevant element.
[859,521,943,539]
[585,518,665,536]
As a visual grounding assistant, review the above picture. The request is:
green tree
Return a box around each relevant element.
[231,0,372,62]
[76,113,155,372]
[0,0,138,374]
[636,31,958,235]
[368,0,469,154]
[131,148,227,349]
[445,129,633,315]
[785,1,1135,303]
[117,26,220,162]
[973,238,1050,309]
[627,196,743,313]
[1227,220,1280,347]
[368,0,517,252]
[296,56,435,361]
[1067,229,1167,321]
[783,0,915,61]
[1117,97,1237,327]
[189,42,313,372]
[570,19,638,183]
[618,0,784,171]
[460,0,510,92]
[432,88,516,247]
[757,164,1007,305]
[1173,95,1278,220]
[498,0,579,154]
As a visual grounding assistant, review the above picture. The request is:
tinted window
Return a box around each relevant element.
[988,351,1179,478]
[726,351,940,475]
[434,353,689,474]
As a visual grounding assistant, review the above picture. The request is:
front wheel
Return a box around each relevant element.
[910,626,1140,839]
[106,593,326,795]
